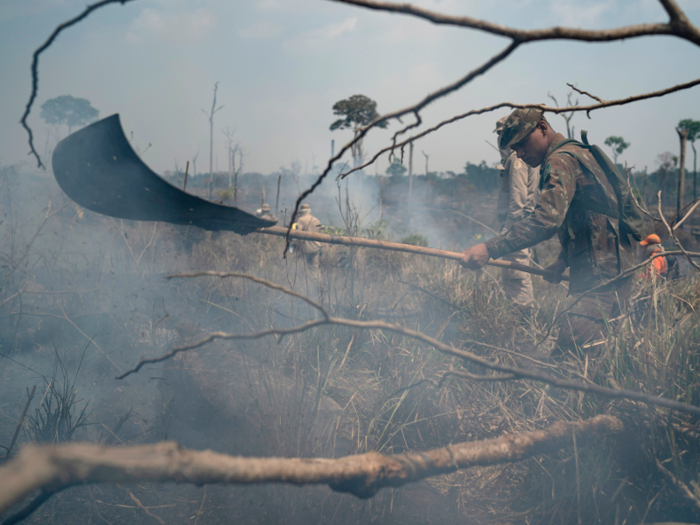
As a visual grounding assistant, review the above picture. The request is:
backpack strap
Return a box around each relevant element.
[549,140,620,219]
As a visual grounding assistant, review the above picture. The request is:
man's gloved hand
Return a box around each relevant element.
[543,259,567,283]
[460,243,490,270]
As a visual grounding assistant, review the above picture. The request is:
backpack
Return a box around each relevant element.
[552,131,645,245]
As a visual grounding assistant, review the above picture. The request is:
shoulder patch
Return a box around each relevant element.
[514,159,524,170]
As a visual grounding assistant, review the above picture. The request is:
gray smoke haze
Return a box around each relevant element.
[0,161,481,523]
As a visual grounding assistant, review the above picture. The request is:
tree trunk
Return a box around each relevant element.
[693,142,697,202]
[677,127,688,214]
[205,82,220,201]
[209,115,214,200]
[228,147,233,188]
[408,142,414,203]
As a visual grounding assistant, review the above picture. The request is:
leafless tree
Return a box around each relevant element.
[677,126,689,213]
[202,82,224,200]
[222,127,239,189]
[548,88,579,139]
[191,145,199,179]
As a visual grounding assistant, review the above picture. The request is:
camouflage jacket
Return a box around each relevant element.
[496,149,540,231]
[484,133,633,294]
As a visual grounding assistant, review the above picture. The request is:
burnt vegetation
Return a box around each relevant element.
[3,0,700,523]
[0,160,699,524]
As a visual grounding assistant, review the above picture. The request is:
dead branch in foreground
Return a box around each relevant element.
[116,271,700,417]
[0,415,622,516]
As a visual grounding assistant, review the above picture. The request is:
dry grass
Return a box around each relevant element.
[1,171,700,524]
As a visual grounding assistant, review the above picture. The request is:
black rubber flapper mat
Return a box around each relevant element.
[52,114,274,234]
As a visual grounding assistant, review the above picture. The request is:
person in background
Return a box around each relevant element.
[292,203,322,273]
[494,115,540,312]
[639,233,677,279]
[255,203,278,224]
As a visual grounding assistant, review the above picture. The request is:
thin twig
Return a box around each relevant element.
[165,271,329,319]
[21,0,136,168]
[657,191,700,272]
[5,386,36,459]
[117,273,700,416]
[567,83,603,103]
[126,490,166,525]
[340,78,700,179]
[655,458,700,512]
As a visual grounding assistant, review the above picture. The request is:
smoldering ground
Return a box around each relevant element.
[2,162,700,525]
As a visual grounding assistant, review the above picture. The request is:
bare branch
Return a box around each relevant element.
[287,41,519,252]
[116,319,326,380]
[657,0,690,24]
[118,273,700,416]
[127,490,166,525]
[340,78,700,179]
[330,0,700,46]
[655,458,700,512]
[567,83,603,104]
[674,198,700,230]
[165,271,329,319]
[656,192,700,272]
[21,0,136,168]
[0,415,622,514]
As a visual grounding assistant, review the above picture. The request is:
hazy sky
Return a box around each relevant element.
[1,0,700,180]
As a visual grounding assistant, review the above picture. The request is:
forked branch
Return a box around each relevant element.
[330,0,700,46]
[118,272,700,417]
[340,78,700,179]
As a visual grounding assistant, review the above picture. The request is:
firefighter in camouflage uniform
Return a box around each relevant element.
[461,108,636,353]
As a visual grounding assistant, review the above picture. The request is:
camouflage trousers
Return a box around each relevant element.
[554,286,629,355]
[501,248,534,308]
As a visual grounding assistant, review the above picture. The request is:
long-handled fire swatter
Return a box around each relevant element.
[51,115,566,281]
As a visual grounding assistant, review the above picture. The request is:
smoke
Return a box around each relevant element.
[0,160,496,524]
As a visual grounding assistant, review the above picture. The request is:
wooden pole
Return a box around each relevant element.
[258,226,568,281]
[183,161,189,191]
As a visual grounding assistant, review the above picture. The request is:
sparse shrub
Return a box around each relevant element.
[401,233,429,247]
[25,349,91,444]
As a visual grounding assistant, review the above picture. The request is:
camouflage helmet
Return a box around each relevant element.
[498,108,544,150]
[299,203,311,215]
[260,203,271,211]
[493,115,508,134]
